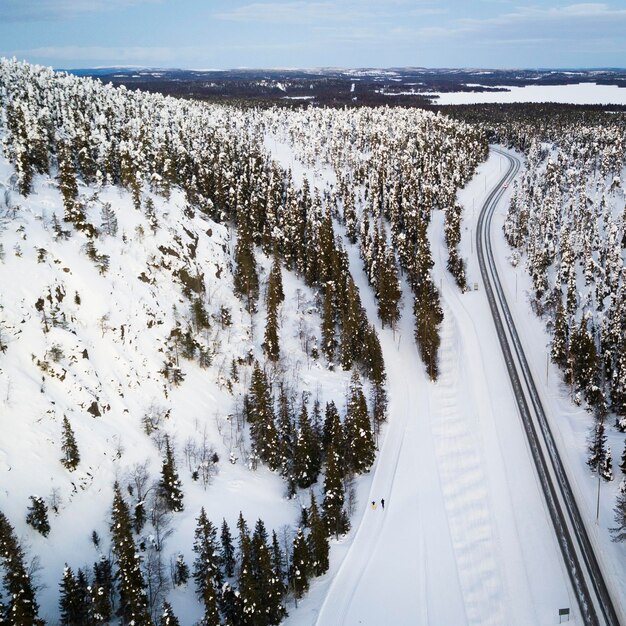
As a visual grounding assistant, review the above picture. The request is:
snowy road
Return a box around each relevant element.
[310,150,574,625]
[477,150,620,626]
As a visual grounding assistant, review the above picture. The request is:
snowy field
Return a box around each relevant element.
[431,82,626,105]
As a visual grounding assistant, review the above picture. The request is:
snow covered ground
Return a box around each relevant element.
[282,150,580,625]
[431,83,626,105]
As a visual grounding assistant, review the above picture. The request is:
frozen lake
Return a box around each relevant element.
[431,82,626,105]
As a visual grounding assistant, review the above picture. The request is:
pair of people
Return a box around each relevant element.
[371,498,385,510]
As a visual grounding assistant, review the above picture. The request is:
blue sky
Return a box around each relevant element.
[1,1,625,69]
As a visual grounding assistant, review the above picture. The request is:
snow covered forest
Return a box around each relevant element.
[469,106,626,535]
[0,59,486,625]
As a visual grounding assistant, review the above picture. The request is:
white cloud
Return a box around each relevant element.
[215,2,360,23]
[0,0,161,22]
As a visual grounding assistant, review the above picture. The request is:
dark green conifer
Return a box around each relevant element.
[307,492,329,576]
[26,495,50,537]
[158,435,184,512]
[0,510,43,625]
[344,371,375,474]
[289,528,310,599]
[248,362,280,470]
[220,518,236,579]
[158,601,180,626]
[61,415,80,471]
[293,402,321,489]
[192,508,222,612]
[323,444,350,539]
[109,482,151,625]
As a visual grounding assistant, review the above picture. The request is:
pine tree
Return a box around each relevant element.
[237,515,259,625]
[59,565,90,626]
[377,247,402,328]
[321,282,336,366]
[289,528,310,599]
[270,530,285,583]
[158,435,184,512]
[109,483,151,625]
[293,402,322,489]
[92,556,113,623]
[307,492,329,577]
[247,362,280,470]
[61,415,80,471]
[612,482,626,542]
[263,251,284,362]
[339,276,363,370]
[344,371,375,475]
[100,202,118,236]
[251,519,286,625]
[413,284,443,381]
[58,141,78,219]
[322,401,344,459]
[588,418,612,481]
[323,444,350,539]
[220,518,236,579]
[158,601,180,626]
[172,554,189,586]
[192,508,222,615]
[277,386,296,492]
[26,495,50,537]
[551,295,569,369]
[0,510,43,625]
[233,235,259,314]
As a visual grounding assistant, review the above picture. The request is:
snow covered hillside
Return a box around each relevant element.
[0,59,487,625]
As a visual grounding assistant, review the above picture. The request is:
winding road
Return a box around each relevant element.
[477,148,620,626]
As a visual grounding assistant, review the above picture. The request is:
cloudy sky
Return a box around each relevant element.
[1,0,625,69]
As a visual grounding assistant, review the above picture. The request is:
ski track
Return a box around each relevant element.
[429,301,506,626]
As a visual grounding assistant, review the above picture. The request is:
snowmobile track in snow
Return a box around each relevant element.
[430,304,505,625]
[477,148,620,626]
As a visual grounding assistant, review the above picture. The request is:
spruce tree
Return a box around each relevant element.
[321,282,336,366]
[233,236,259,314]
[611,485,626,542]
[59,565,91,626]
[92,556,113,623]
[293,402,322,489]
[413,284,443,381]
[277,386,296,492]
[247,362,280,470]
[109,482,151,625]
[322,401,344,458]
[158,601,180,626]
[377,248,402,328]
[61,415,80,471]
[220,518,236,579]
[192,508,222,614]
[344,371,375,474]
[263,253,284,361]
[307,492,329,577]
[158,435,184,513]
[26,495,50,537]
[270,530,285,584]
[0,510,43,625]
[251,519,286,625]
[551,296,569,369]
[323,444,350,539]
[588,418,612,481]
[238,517,259,625]
[172,554,189,587]
[289,528,310,599]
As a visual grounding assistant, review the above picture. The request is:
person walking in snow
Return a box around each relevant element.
[371,501,376,510]
[381,498,385,510]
